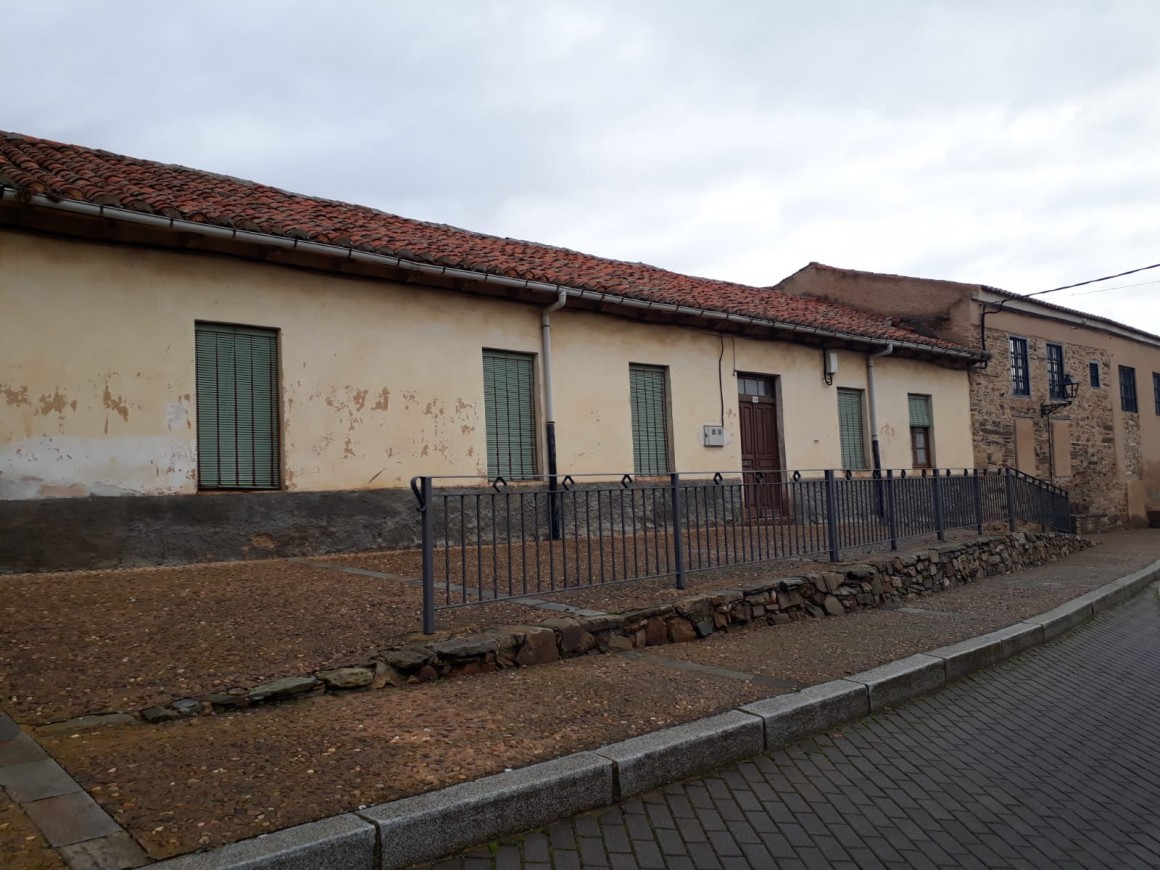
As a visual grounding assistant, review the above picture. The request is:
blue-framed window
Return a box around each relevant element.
[1046,344,1065,400]
[1153,373,1160,416]
[1120,366,1138,413]
[1009,337,1030,396]
[1089,361,1100,389]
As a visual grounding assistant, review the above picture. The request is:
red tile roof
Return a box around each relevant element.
[0,131,972,354]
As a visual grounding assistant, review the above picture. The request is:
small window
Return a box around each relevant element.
[1046,344,1065,400]
[195,322,281,490]
[483,350,537,480]
[629,364,671,475]
[1120,366,1138,413]
[736,375,772,397]
[1089,361,1101,389]
[1009,337,1030,396]
[1153,373,1160,416]
[837,388,867,470]
[908,394,933,469]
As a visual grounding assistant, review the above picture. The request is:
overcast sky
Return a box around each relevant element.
[6,1,1160,331]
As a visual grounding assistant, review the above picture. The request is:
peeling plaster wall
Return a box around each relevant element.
[2,231,974,503]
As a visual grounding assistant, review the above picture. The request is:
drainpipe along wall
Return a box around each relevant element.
[866,344,895,471]
[542,290,567,538]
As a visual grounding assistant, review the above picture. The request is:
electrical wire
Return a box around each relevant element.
[1023,261,1160,299]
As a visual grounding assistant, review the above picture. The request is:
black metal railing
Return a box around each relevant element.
[410,467,1070,632]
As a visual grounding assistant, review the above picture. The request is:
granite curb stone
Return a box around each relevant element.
[593,710,764,798]
[928,623,1044,682]
[359,752,614,870]
[845,653,947,711]
[1020,597,1095,641]
[147,814,375,870]
[740,679,870,749]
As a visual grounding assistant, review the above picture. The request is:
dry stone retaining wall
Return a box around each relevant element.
[134,530,1090,724]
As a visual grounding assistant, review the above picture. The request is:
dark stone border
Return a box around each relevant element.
[41,530,1090,729]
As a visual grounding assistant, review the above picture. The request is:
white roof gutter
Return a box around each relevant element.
[1,187,982,363]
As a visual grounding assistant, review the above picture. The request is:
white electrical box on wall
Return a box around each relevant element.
[702,425,726,447]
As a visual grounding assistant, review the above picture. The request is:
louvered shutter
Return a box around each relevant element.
[195,324,280,489]
[629,365,670,475]
[483,350,536,480]
[837,388,867,470]
[908,394,933,427]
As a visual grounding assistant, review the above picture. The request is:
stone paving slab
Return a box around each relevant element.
[58,832,151,870]
[24,791,123,847]
[0,757,82,803]
[0,711,22,742]
[0,732,49,766]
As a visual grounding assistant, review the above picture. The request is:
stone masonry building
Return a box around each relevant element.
[776,263,1160,532]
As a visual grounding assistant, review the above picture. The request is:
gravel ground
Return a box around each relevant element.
[658,536,1146,683]
[39,656,775,860]
[0,527,976,725]
[6,531,1160,867]
[0,792,64,870]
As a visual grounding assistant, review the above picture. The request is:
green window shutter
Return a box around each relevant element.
[908,394,933,427]
[629,364,670,475]
[837,388,866,470]
[483,350,536,480]
[195,324,280,490]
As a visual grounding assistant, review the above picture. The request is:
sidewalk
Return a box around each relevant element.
[1,530,1158,866]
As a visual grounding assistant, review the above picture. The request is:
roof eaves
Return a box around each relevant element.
[0,182,982,363]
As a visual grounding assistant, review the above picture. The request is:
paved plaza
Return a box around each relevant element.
[434,585,1160,869]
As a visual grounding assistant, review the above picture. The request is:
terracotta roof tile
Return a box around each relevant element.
[0,130,972,354]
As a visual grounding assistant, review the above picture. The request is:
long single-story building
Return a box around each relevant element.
[1,132,985,571]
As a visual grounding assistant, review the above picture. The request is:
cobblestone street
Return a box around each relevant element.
[433,585,1160,869]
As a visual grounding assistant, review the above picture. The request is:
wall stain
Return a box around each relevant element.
[102,386,130,422]
[343,434,355,458]
[461,424,474,435]
[372,388,390,411]
[3,385,31,406]
[352,389,368,411]
[37,389,70,416]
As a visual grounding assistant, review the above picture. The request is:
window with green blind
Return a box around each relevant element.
[195,323,281,490]
[908,394,933,428]
[908,393,933,468]
[483,350,537,480]
[836,388,867,470]
[629,364,671,475]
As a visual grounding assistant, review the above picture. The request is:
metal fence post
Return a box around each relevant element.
[1005,468,1017,531]
[886,469,898,551]
[972,468,984,535]
[931,468,945,542]
[670,472,686,590]
[824,469,841,562]
[417,476,436,635]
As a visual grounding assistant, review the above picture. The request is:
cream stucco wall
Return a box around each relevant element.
[1,231,974,499]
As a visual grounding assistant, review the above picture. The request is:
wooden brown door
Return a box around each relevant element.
[737,375,783,516]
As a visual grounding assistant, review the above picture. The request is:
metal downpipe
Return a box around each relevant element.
[542,290,567,539]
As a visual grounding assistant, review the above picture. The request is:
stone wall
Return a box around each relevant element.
[971,325,1124,532]
[133,530,1090,724]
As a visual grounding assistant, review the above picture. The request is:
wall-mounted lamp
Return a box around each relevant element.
[822,350,838,386]
[1041,374,1079,417]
